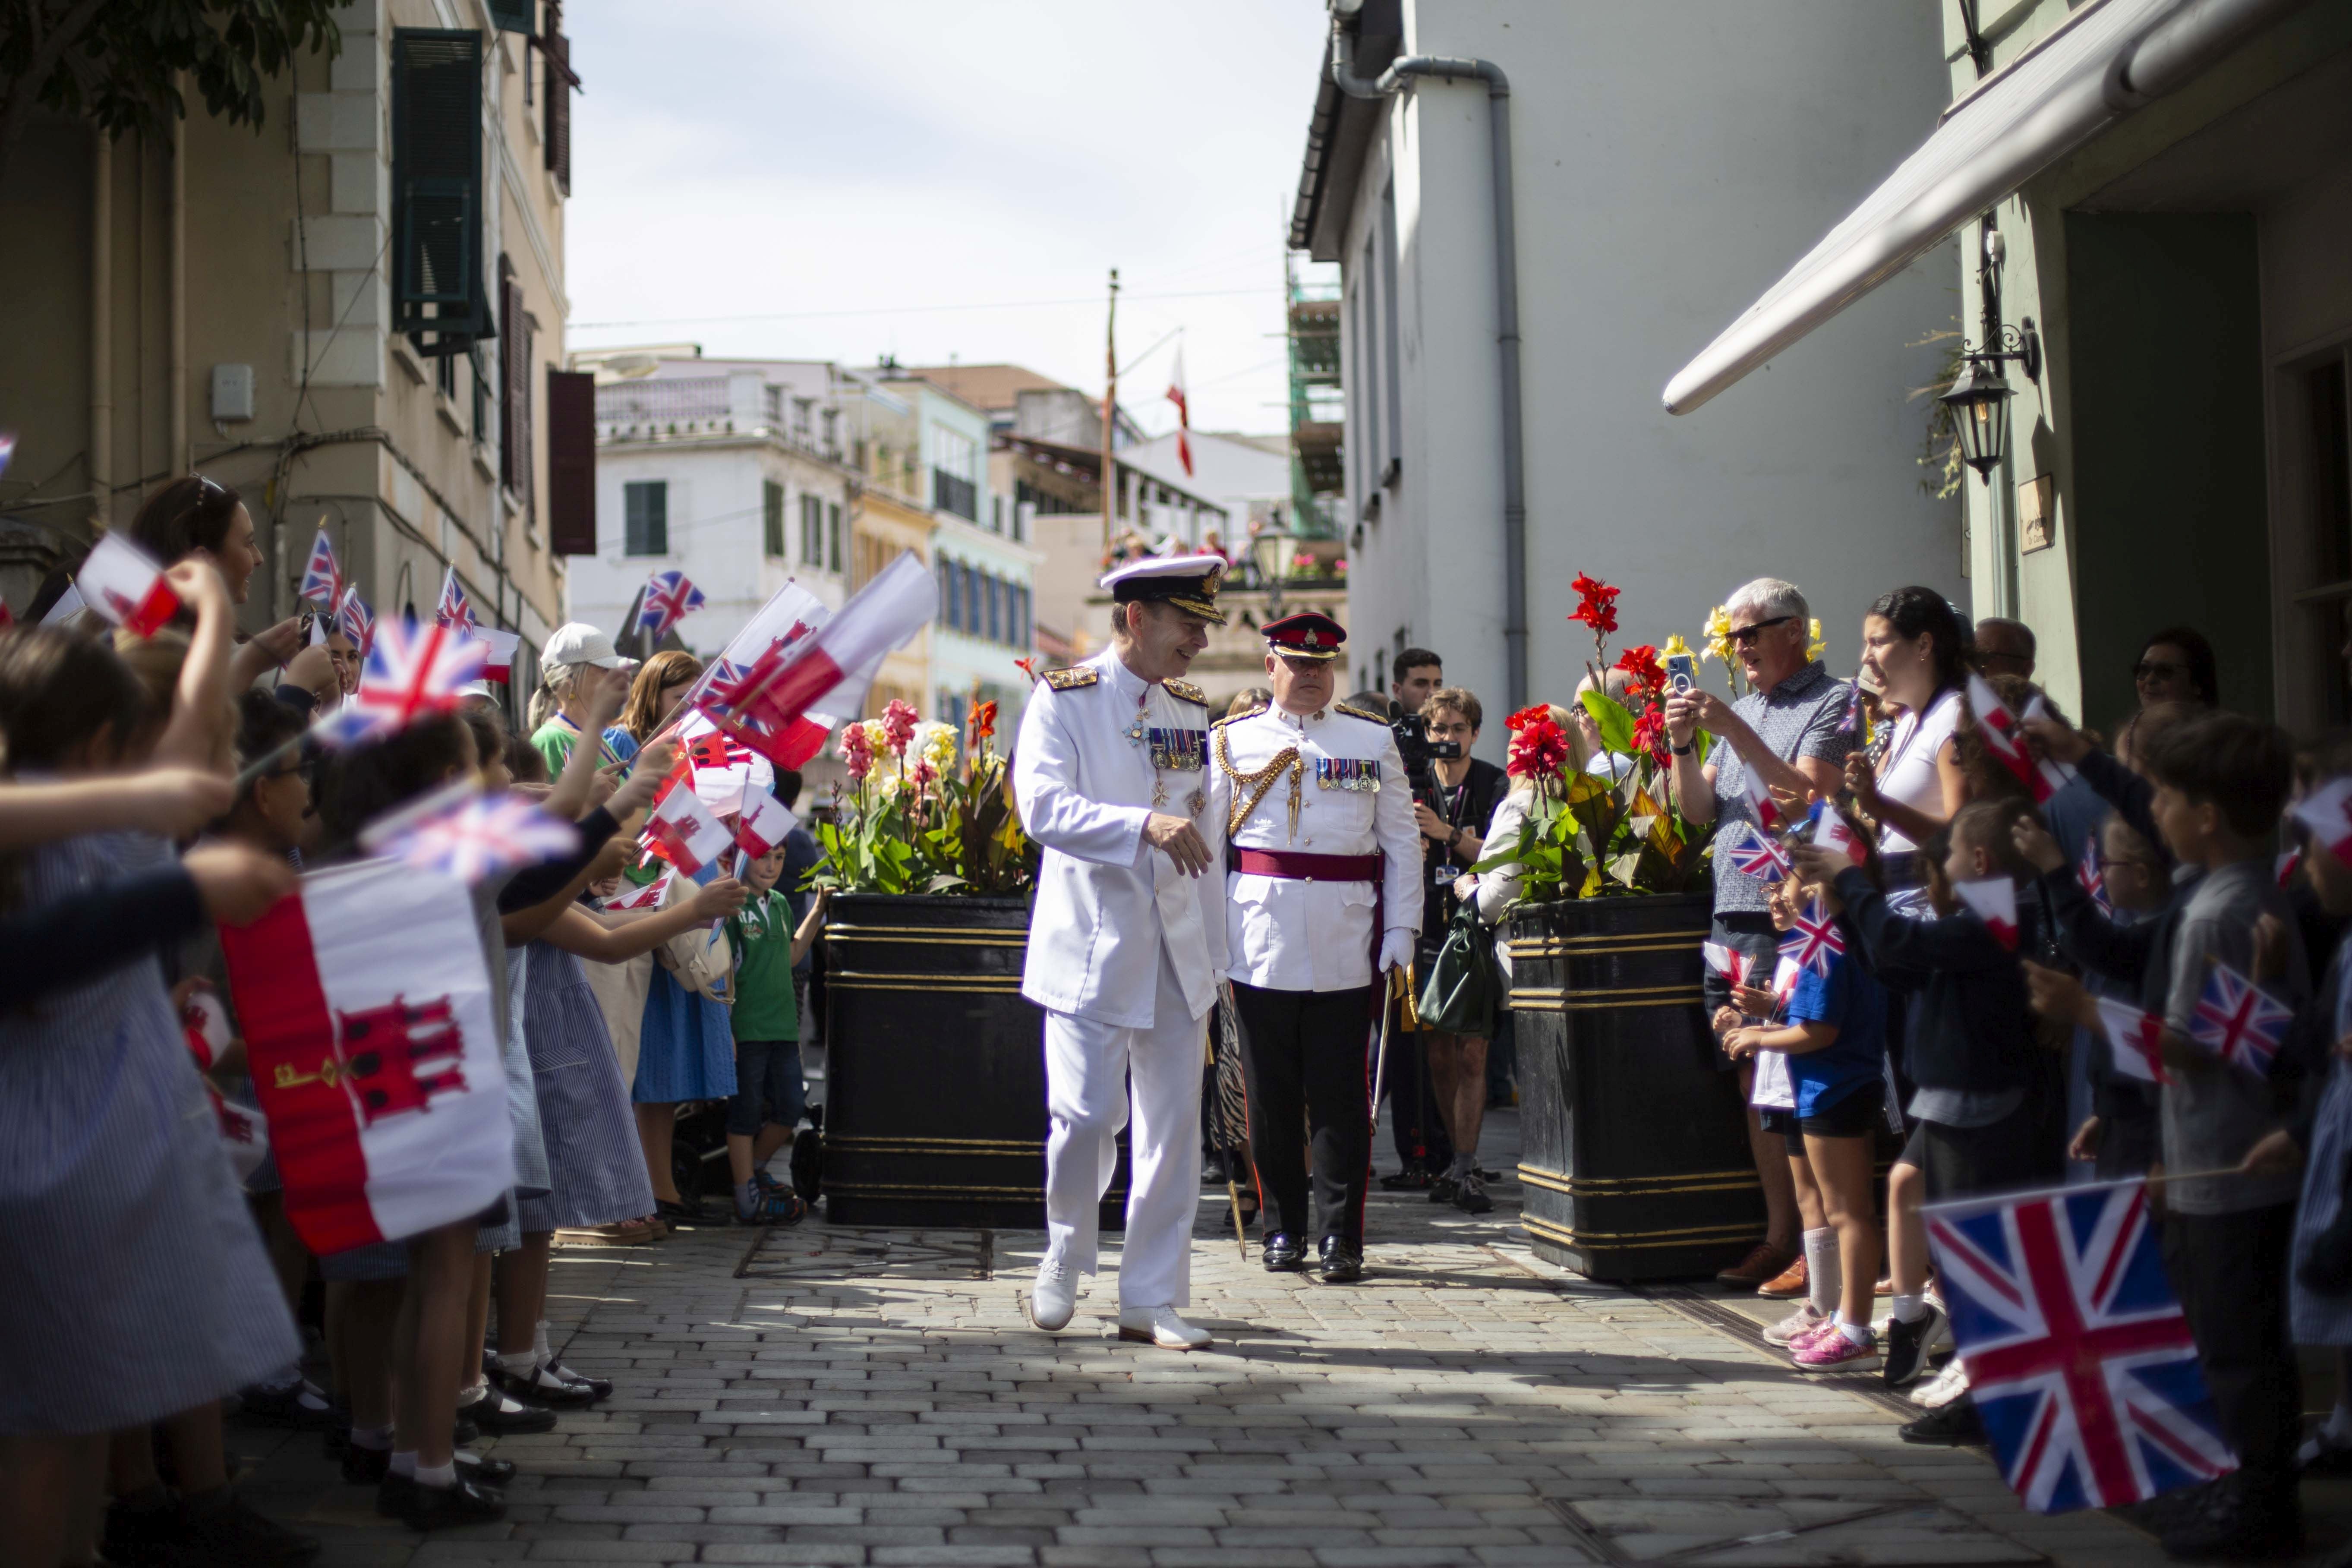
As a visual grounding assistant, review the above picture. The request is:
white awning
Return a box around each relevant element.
[1663,0,2317,415]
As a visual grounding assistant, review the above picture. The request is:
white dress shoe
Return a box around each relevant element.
[1117,1305,1210,1350]
[1028,1259,1075,1331]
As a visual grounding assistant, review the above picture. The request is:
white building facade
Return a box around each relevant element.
[570,354,859,657]
[1296,0,1964,737]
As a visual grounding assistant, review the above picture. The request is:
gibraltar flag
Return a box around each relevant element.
[735,788,797,858]
[218,860,511,1255]
[77,532,182,637]
[669,578,840,769]
[1953,876,2020,951]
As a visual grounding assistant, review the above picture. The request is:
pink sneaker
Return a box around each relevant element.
[1794,1325,1881,1372]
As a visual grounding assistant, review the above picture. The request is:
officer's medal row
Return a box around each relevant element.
[1129,699,1208,817]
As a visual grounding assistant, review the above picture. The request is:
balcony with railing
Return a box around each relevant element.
[932,466,978,522]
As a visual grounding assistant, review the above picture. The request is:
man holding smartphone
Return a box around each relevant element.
[1409,688,1504,1211]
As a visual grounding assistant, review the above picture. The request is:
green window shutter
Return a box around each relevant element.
[392,29,487,348]
[827,504,843,573]
[486,0,534,30]
[763,481,785,558]
[624,481,667,556]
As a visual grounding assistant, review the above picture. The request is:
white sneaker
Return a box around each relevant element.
[1029,1259,1075,1331]
[1911,1357,1971,1409]
[1762,1302,1826,1347]
[1116,1305,1210,1350]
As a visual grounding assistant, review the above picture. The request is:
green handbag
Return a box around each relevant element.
[1415,901,1501,1037]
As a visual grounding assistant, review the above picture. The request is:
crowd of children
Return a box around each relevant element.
[0,480,826,1563]
[1687,587,2346,1560]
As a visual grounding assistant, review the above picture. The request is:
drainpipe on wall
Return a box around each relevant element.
[1330,19,1527,710]
[90,129,112,537]
[169,84,187,483]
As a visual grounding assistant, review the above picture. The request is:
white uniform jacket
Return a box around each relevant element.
[1012,650,1229,1029]
[1209,702,1422,992]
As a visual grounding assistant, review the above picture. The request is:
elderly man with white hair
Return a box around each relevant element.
[1662,577,1858,1296]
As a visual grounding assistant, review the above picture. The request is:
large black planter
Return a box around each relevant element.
[819,893,1126,1230]
[1509,892,1763,1280]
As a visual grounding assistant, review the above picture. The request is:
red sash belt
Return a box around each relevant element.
[1233,849,1379,882]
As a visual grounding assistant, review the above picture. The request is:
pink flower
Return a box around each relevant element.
[880,699,919,756]
[909,757,939,793]
[838,722,873,783]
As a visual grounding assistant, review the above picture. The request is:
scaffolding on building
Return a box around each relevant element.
[1285,251,1343,538]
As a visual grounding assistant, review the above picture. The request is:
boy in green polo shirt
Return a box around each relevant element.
[725,846,829,1224]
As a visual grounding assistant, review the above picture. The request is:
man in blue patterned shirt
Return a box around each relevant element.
[1664,577,1858,1290]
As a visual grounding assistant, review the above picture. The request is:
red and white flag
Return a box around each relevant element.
[218,860,511,1254]
[180,987,270,1183]
[1737,758,1784,833]
[434,566,478,632]
[682,729,765,818]
[735,788,797,859]
[695,553,934,770]
[77,533,182,638]
[1955,876,2019,950]
[1967,675,2053,805]
[2021,694,2079,799]
[298,527,344,609]
[2289,777,2352,870]
[1811,803,1869,868]
[1700,940,1751,990]
[643,782,731,876]
[2095,997,2169,1086]
[1166,344,1193,477]
[667,580,838,765]
[605,871,673,912]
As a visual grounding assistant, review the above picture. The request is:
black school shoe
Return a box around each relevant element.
[345,1444,515,1487]
[1318,1237,1365,1284]
[490,1359,599,1408]
[2160,1472,2302,1561]
[378,1473,508,1531]
[1899,1393,1987,1446]
[1379,1164,1433,1191]
[236,1376,337,1429]
[461,1384,559,1434]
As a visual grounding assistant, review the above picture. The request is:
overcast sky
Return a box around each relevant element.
[562,1,1334,438]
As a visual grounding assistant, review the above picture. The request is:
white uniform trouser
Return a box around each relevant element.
[1042,940,1205,1309]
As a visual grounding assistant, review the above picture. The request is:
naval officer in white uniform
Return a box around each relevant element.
[1010,554,1230,1350]
[1208,610,1421,1282]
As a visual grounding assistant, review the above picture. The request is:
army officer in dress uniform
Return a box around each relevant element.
[1208,611,1421,1283]
[1010,554,1230,1350]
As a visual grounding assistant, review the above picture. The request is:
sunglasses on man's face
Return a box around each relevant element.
[1727,615,1796,648]
[2134,660,2188,681]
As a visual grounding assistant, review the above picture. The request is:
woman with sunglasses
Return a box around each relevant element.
[1843,588,1971,915]
[2132,626,2218,711]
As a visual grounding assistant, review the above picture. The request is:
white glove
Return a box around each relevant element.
[1377,927,1416,974]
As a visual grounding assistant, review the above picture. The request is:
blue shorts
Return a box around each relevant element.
[728,1038,805,1138]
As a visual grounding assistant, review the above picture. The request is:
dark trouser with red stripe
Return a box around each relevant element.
[1229,980,1374,1248]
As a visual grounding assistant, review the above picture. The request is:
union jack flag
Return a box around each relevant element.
[299,527,344,609]
[1925,1179,2236,1513]
[1720,822,1791,882]
[316,619,488,745]
[434,566,478,632]
[637,570,706,644]
[1778,895,1844,977]
[1836,680,1864,736]
[2188,961,2293,1076]
[2077,832,2110,915]
[369,793,580,885]
[336,586,374,655]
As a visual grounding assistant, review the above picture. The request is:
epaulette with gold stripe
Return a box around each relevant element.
[1211,706,1266,729]
[1333,701,1391,723]
[1043,666,1099,691]
[1163,678,1207,706]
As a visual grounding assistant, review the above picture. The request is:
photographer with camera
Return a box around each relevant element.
[1401,688,1506,1211]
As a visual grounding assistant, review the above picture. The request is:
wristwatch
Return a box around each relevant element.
[1671,741,1694,756]
[1445,827,1462,851]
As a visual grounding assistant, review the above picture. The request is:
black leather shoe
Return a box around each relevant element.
[2159,1473,2302,1561]
[543,1357,613,1402]
[489,1361,598,1408]
[1899,1393,1987,1446]
[463,1387,558,1435]
[342,1443,391,1485]
[1318,1237,1364,1284]
[1262,1232,1305,1272]
[391,1474,508,1531]
[451,1412,480,1447]
[459,1451,516,1486]
[1379,1164,1431,1191]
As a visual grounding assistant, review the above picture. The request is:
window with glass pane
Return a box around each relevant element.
[624,481,667,555]
[987,574,1003,643]
[827,505,844,573]
[800,495,821,565]
[763,481,785,558]
[938,558,958,630]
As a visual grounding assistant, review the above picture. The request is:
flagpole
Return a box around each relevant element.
[1100,267,1118,550]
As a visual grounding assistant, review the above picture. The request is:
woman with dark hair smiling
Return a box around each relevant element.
[2134,625,2218,710]
[126,476,303,688]
[1844,587,1971,915]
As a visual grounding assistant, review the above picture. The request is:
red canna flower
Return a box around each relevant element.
[1504,703,1553,733]
[1014,655,1039,682]
[969,699,998,744]
[1569,572,1620,639]
[1615,643,1667,699]
[1630,704,1670,765]
[1506,715,1569,782]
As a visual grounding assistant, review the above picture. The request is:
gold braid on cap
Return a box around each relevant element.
[1215,726,1303,842]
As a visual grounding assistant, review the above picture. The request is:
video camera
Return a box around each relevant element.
[1390,710,1463,810]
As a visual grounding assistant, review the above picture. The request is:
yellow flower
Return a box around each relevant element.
[1662,633,1693,659]
[917,721,958,772]
[1807,617,1827,663]
[1700,605,1733,665]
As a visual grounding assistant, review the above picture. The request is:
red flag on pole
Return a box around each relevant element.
[1166,343,1192,477]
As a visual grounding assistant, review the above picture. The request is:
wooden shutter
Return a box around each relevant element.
[486,0,533,29]
[498,266,535,528]
[543,17,572,196]
[763,482,785,558]
[392,30,486,345]
[545,369,597,554]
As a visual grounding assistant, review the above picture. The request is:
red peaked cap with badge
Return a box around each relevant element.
[1262,610,1346,662]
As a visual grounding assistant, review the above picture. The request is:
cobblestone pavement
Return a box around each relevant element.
[225,1106,2325,1567]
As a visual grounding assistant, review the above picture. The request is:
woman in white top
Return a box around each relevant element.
[1844,588,1971,913]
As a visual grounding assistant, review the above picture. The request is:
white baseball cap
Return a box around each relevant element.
[541,622,626,670]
